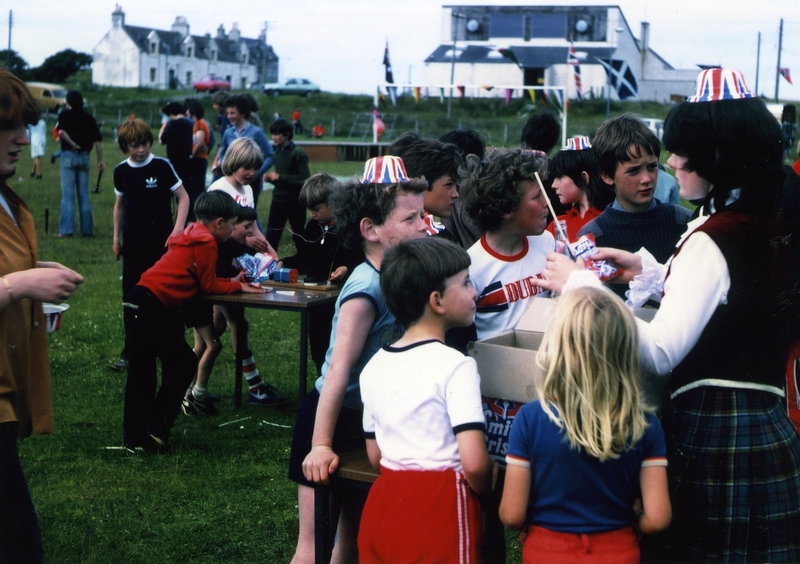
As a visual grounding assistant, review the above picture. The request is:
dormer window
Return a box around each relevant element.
[242,53,248,65]
[211,50,217,61]
[150,42,157,54]
[187,46,193,58]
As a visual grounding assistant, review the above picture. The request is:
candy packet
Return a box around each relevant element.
[236,253,278,284]
[568,234,618,282]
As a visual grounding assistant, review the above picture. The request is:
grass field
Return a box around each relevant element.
[12,85,684,562]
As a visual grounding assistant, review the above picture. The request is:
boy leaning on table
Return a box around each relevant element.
[122,191,264,454]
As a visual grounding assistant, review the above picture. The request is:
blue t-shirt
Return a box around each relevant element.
[315,260,404,409]
[506,402,666,533]
[218,121,274,175]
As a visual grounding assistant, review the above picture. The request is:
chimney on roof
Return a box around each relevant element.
[172,16,190,38]
[640,21,650,79]
[258,22,268,44]
[112,5,125,28]
[229,22,241,42]
[217,24,226,39]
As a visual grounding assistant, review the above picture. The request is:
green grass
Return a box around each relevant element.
[14,85,683,562]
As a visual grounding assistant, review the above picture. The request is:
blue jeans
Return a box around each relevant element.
[59,150,93,235]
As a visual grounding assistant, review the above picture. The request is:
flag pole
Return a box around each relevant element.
[775,18,783,103]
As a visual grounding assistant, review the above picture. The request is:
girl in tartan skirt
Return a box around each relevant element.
[535,68,800,563]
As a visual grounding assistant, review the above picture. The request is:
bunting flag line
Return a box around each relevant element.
[504,88,512,106]
[568,43,583,101]
[496,47,521,67]
[439,87,445,104]
[526,89,536,103]
[457,85,465,98]
[413,86,421,103]
[383,42,397,106]
[779,67,794,86]
[482,85,494,92]
[596,58,639,100]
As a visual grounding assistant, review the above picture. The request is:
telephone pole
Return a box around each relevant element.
[775,18,783,103]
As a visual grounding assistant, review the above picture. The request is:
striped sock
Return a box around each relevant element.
[243,353,263,390]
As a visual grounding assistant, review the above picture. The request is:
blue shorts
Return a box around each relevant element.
[287,388,364,487]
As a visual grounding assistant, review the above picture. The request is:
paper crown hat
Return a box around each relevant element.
[686,68,756,103]
[359,155,410,184]
[563,136,592,151]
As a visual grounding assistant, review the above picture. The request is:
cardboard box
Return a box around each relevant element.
[470,296,661,405]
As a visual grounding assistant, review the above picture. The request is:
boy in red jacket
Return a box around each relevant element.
[122,191,264,452]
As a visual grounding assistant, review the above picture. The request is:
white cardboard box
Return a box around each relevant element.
[470,296,663,405]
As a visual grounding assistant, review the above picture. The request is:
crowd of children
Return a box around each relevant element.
[89,65,800,564]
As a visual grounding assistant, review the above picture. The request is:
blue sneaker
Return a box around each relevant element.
[248,383,283,406]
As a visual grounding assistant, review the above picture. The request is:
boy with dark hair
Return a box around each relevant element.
[122,191,264,452]
[520,111,560,155]
[439,129,487,249]
[388,132,463,239]
[112,118,190,371]
[578,113,691,265]
[358,237,494,562]
[459,148,555,340]
[264,118,311,251]
[278,173,361,374]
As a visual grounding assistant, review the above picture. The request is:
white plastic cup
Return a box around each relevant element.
[42,303,69,333]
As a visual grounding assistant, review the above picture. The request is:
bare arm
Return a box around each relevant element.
[57,129,79,151]
[456,429,493,496]
[112,195,124,259]
[366,438,381,470]
[638,466,671,534]
[94,140,105,172]
[498,463,531,530]
[302,297,376,485]
[192,129,207,157]
[171,186,190,239]
[1,265,84,308]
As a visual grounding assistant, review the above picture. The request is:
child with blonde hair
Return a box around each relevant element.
[499,287,671,563]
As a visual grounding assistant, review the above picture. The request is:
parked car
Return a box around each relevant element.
[642,118,664,142]
[193,74,231,93]
[26,82,67,112]
[262,78,320,97]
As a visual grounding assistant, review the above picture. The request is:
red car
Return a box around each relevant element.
[193,74,231,93]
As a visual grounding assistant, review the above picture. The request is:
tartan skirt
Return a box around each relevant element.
[661,386,800,563]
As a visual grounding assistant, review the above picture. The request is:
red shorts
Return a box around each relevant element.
[787,341,800,434]
[521,525,639,564]
[358,467,482,563]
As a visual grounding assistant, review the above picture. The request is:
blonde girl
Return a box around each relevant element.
[499,287,671,563]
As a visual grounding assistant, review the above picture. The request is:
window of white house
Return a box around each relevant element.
[531,13,567,39]
[186,71,192,84]
[490,14,524,38]
[187,47,193,58]
[150,43,157,54]
[211,50,217,61]
[150,68,157,83]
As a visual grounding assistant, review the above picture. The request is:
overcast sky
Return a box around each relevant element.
[6,0,799,101]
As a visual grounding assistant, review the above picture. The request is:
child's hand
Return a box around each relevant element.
[240,283,266,294]
[531,252,586,294]
[302,445,339,485]
[112,241,121,260]
[264,172,279,182]
[329,266,348,282]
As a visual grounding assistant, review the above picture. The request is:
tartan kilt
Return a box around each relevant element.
[661,387,800,563]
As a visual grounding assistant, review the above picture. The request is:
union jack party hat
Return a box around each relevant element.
[563,136,592,151]
[686,68,756,103]
[359,155,410,184]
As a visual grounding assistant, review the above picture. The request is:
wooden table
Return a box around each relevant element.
[202,286,339,406]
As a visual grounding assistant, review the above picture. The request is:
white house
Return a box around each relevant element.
[424,5,698,103]
[92,6,279,90]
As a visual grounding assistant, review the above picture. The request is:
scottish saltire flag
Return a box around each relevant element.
[360,155,410,185]
[780,67,793,85]
[383,42,397,106]
[597,58,638,100]
[568,43,583,100]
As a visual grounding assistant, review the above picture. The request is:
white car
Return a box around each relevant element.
[262,78,320,97]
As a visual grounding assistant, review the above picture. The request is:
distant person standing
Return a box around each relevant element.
[28,118,46,179]
[292,109,303,135]
[55,90,104,237]
[264,118,310,251]
[184,98,212,219]
[158,102,193,203]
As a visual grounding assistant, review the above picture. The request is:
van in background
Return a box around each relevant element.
[26,82,68,112]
